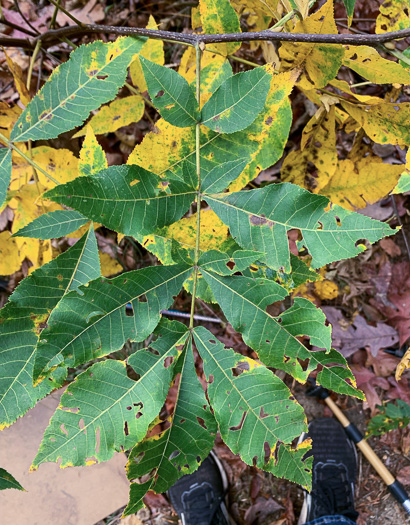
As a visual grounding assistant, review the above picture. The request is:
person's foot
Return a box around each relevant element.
[298,417,359,524]
[168,450,231,525]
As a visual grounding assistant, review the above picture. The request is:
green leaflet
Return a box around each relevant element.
[201,158,249,194]
[392,172,410,194]
[124,338,216,515]
[0,468,25,491]
[13,210,88,239]
[33,263,192,383]
[202,270,363,398]
[0,226,100,429]
[44,165,196,236]
[11,37,145,142]
[0,148,11,209]
[342,0,356,25]
[141,57,200,127]
[32,319,189,469]
[205,182,396,271]
[193,326,311,485]
[201,68,271,134]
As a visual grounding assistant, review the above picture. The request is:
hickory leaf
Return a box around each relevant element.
[32,263,192,384]
[0,148,11,209]
[193,326,311,484]
[124,337,216,515]
[32,319,188,470]
[10,37,145,142]
[0,226,100,429]
[200,271,360,397]
[13,210,88,239]
[199,0,241,56]
[201,67,272,133]
[0,468,25,491]
[141,57,200,127]
[205,182,396,271]
[44,165,196,236]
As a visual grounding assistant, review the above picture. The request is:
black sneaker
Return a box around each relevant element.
[298,418,359,524]
[168,450,231,525]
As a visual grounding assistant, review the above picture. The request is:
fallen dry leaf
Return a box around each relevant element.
[320,307,399,357]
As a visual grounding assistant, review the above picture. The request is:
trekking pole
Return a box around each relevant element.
[307,381,410,516]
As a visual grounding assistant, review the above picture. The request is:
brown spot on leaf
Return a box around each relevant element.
[250,214,272,227]
[155,90,165,98]
[265,116,273,125]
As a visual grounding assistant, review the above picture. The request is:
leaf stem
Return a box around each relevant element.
[189,42,203,330]
[0,132,59,185]
[27,39,41,91]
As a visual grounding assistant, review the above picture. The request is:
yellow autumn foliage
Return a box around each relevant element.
[281,105,337,192]
[320,155,402,210]
[73,96,144,138]
[0,103,22,143]
[3,49,31,106]
[279,0,344,90]
[10,146,79,190]
[343,45,410,85]
[99,252,123,277]
[130,15,165,92]
[79,126,107,176]
[376,0,410,33]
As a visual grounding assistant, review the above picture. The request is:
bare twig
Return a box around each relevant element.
[1,23,410,50]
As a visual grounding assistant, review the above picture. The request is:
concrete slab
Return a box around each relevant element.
[0,389,130,525]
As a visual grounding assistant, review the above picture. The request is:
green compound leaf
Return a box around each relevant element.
[0,148,11,209]
[201,67,272,134]
[0,226,100,429]
[13,210,88,239]
[140,57,200,128]
[201,271,363,398]
[31,319,188,470]
[33,263,192,384]
[201,158,249,194]
[193,326,311,486]
[392,172,410,194]
[10,37,145,143]
[0,468,25,491]
[124,338,217,516]
[205,182,396,271]
[44,165,196,236]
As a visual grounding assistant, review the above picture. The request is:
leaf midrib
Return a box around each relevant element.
[34,333,188,466]
[38,267,192,375]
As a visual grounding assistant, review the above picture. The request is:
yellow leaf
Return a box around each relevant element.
[8,183,58,270]
[11,146,79,191]
[279,0,344,89]
[313,280,338,300]
[320,155,402,210]
[199,0,242,56]
[229,68,298,191]
[128,118,195,175]
[376,0,410,33]
[343,45,410,85]
[2,48,31,106]
[396,347,410,382]
[231,0,281,18]
[99,251,123,277]
[341,99,410,147]
[130,15,165,92]
[79,126,107,176]
[328,79,381,104]
[281,105,337,192]
[0,231,23,275]
[0,102,22,143]
[74,96,145,138]
[140,210,229,264]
